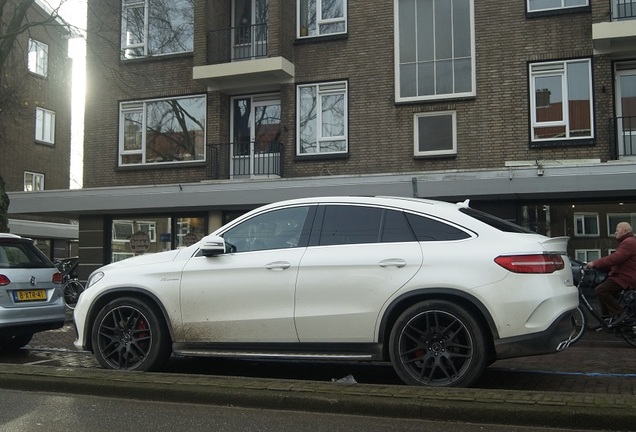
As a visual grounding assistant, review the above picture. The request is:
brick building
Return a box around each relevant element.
[1,0,76,258]
[7,0,636,279]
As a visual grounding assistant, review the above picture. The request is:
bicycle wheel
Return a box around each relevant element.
[569,306,587,345]
[621,325,636,348]
[63,280,84,310]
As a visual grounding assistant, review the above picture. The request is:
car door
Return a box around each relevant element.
[294,204,423,343]
[179,205,313,343]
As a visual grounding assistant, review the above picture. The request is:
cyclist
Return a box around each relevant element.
[587,222,636,326]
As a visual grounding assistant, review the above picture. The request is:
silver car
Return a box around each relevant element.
[0,233,66,350]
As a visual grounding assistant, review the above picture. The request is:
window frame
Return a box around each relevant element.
[574,249,601,262]
[296,81,348,157]
[414,111,457,157]
[35,107,55,144]
[607,213,636,237]
[121,0,194,59]
[394,0,476,102]
[23,171,45,192]
[529,58,594,144]
[118,95,207,167]
[574,213,600,237]
[526,0,589,14]
[28,38,48,77]
[297,0,347,39]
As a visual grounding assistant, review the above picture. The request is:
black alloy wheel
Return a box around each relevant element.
[389,300,487,387]
[91,297,170,371]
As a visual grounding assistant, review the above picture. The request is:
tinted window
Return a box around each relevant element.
[460,207,535,233]
[320,206,383,245]
[0,240,53,268]
[405,213,470,241]
[382,210,416,242]
[223,206,310,252]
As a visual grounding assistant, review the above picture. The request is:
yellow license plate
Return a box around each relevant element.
[14,290,47,302]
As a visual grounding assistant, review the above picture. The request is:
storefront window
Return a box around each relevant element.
[110,215,206,262]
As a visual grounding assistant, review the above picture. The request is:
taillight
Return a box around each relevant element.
[0,274,10,286]
[52,272,64,284]
[494,254,565,274]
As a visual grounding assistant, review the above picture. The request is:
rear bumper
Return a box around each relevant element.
[0,303,66,337]
[0,319,65,337]
[494,308,576,360]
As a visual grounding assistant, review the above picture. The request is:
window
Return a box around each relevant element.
[405,213,471,241]
[608,214,636,236]
[28,39,48,76]
[35,107,55,144]
[527,0,588,13]
[298,0,346,38]
[574,213,599,237]
[223,207,310,252]
[530,59,593,143]
[574,249,601,262]
[319,206,384,245]
[297,81,347,155]
[119,96,206,166]
[396,0,475,101]
[24,172,44,192]
[414,111,456,156]
[121,0,194,59]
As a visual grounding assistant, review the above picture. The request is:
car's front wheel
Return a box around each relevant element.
[389,300,488,387]
[91,297,170,371]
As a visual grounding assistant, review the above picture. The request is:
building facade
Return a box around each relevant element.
[7,0,636,279]
[1,0,76,258]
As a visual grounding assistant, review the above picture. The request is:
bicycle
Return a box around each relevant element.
[54,256,85,310]
[569,259,636,347]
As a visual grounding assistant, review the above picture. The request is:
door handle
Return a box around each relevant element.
[265,261,291,270]
[379,258,407,268]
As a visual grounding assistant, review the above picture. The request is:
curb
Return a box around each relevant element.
[1,363,636,430]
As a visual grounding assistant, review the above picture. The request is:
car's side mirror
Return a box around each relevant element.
[200,236,226,257]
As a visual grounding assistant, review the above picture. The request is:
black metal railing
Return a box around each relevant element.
[206,141,283,179]
[207,23,268,65]
[612,0,636,20]
[609,116,636,159]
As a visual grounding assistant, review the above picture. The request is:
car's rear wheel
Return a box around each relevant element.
[389,300,488,387]
[0,334,33,351]
[91,297,170,371]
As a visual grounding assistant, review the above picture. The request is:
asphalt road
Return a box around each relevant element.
[5,322,636,395]
[2,322,636,431]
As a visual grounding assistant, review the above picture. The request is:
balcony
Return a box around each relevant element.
[206,140,284,179]
[609,116,636,159]
[592,1,636,54]
[193,24,294,94]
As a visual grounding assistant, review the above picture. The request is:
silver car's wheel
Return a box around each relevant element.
[389,300,488,387]
[91,297,170,371]
[0,334,33,351]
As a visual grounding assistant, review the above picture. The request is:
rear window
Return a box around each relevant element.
[460,207,535,234]
[0,240,54,269]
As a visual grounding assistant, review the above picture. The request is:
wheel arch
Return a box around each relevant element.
[378,288,498,362]
[84,287,174,353]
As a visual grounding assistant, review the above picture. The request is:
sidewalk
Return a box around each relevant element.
[0,324,634,431]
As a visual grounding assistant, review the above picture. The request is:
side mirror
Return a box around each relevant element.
[200,235,226,257]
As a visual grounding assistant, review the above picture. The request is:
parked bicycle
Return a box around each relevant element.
[54,256,84,310]
[570,259,636,347]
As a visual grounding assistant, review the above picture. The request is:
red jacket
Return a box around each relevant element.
[591,234,636,289]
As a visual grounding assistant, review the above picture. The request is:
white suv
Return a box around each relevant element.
[0,234,66,350]
[74,197,578,387]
